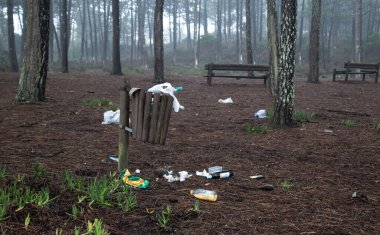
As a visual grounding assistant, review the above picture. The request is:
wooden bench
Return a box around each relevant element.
[205,63,270,86]
[333,62,379,83]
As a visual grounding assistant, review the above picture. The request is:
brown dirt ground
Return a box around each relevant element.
[0,71,379,234]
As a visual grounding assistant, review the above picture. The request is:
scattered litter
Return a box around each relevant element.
[257,184,274,191]
[196,169,211,179]
[324,129,333,133]
[218,97,233,104]
[154,167,169,177]
[121,169,149,189]
[101,110,120,124]
[163,170,192,182]
[254,109,267,118]
[249,174,265,180]
[190,189,217,202]
[135,169,140,174]
[147,83,184,112]
[352,192,368,202]
[108,155,119,162]
[208,170,234,179]
[208,166,223,174]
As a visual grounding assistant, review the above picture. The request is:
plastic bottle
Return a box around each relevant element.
[207,170,234,179]
[190,189,217,202]
[175,87,183,92]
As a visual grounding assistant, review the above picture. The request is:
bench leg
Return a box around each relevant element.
[345,72,348,82]
[333,69,336,82]
[376,73,379,83]
[362,73,366,81]
[207,76,212,86]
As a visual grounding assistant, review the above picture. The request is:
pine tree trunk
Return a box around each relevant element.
[92,0,98,62]
[297,0,305,64]
[185,0,192,50]
[308,0,321,83]
[273,0,297,127]
[203,0,208,35]
[16,0,50,102]
[173,0,178,64]
[80,0,86,62]
[354,0,362,63]
[245,0,253,64]
[154,0,165,83]
[236,0,240,63]
[137,0,148,67]
[266,0,279,95]
[217,0,222,62]
[111,0,122,75]
[87,0,94,62]
[7,0,19,72]
[61,0,69,73]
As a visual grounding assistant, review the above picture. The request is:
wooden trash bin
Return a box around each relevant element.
[130,88,174,145]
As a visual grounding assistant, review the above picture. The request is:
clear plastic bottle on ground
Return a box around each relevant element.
[190,189,217,202]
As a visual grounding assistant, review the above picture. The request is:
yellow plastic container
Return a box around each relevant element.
[190,189,217,202]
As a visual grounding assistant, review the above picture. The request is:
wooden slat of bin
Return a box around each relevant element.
[160,95,174,145]
[142,92,152,142]
[136,90,146,140]
[154,95,168,144]
[131,90,140,140]
[148,93,161,144]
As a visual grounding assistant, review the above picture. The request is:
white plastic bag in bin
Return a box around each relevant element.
[147,83,184,112]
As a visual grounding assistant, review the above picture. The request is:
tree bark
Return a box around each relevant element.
[16,0,50,102]
[308,0,321,83]
[354,0,362,63]
[92,0,98,62]
[111,0,122,75]
[217,0,222,62]
[266,0,279,95]
[297,0,305,64]
[273,0,297,127]
[245,0,253,64]
[185,0,192,50]
[172,0,178,64]
[203,0,208,35]
[7,0,19,72]
[137,0,148,67]
[154,0,164,83]
[60,0,69,73]
[80,0,86,62]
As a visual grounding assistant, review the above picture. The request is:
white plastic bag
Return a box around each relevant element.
[101,110,120,124]
[147,83,184,112]
[218,97,233,104]
[254,109,267,118]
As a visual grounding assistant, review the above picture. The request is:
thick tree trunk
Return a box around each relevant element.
[273,0,297,127]
[103,0,110,63]
[266,0,279,95]
[80,0,86,62]
[111,0,122,75]
[87,0,94,62]
[236,0,240,63]
[16,0,50,102]
[7,0,19,72]
[173,0,178,64]
[137,0,148,67]
[217,0,222,62]
[154,0,164,83]
[297,0,305,64]
[354,0,362,63]
[92,0,98,62]
[185,0,192,50]
[245,0,253,64]
[203,0,208,35]
[61,0,69,73]
[308,0,321,83]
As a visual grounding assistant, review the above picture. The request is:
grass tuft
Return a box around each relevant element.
[244,124,268,133]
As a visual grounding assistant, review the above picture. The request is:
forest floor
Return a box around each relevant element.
[0,71,379,234]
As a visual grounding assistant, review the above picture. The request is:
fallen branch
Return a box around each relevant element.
[326,109,370,117]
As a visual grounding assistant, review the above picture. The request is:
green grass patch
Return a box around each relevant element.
[0,189,10,221]
[156,205,173,232]
[342,119,357,127]
[281,180,294,191]
[244,124,268,133]
[294,110,314,123]
[32,163,48,179]
[375,119,380,131]
[265,109,273,118]
[81,98,115,108]
[86,176,119,208]
[0,165,6,181]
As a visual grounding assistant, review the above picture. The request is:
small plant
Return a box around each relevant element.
[15,173,25,184]
[116,186,137,213]
[244,123,268,133]
[24,213,30,230]
[32,163,47,179]
[265,109,273,118]
[281,180,294,191]
[0,189,10,221]
[63,171,84,192]
[13,186,35,210]
[189,200,202,214]
[66,204,84,219]
[81,98,114,108]
[342,119,357,127]
[375,119,380,131]
[55,228,63,235]
[86,177,115,207]
[86,219,109,235]
[74,227,81,235]
[0,165,6,181]
[156,205,173,231]
[34,187,56,207]
[77,195,87,204]
[294,110,314,123]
